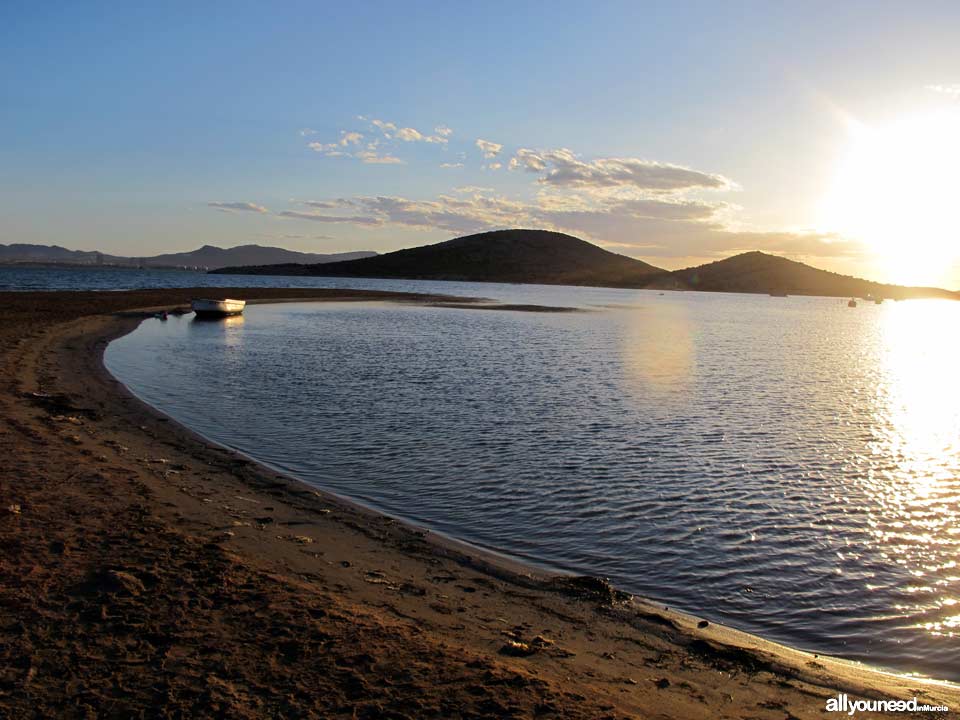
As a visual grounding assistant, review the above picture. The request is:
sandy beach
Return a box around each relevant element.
[1,288,956,719]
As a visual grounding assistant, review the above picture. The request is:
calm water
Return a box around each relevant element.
[0,264,545,301]
[100,283,960,681]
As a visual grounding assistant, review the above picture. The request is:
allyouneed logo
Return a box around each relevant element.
[826,693,948,715]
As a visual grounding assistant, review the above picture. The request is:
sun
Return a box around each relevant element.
[819,109,960,286]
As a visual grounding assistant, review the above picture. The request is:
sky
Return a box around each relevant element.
[2,1,960,287]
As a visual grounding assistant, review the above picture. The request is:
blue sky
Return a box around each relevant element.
[3,1,960,285]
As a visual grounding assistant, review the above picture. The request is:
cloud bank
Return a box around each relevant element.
[244,122,869,265]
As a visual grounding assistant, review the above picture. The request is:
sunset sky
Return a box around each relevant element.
[3,1,960,287]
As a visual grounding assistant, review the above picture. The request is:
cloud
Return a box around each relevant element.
[371,119,397,136]
[372,118,449,144]
[355,150,404,165]
[255,232,335,241]
[476,138,503,159]
[395,127,424,142]
[307,117,451,162]
[926,84,960,97]
[508,148,732,192]
[207,201,269,213]
[276,210,383,226]
[264,189,863,264]
[454,185,494,194]
[280,130,860,264]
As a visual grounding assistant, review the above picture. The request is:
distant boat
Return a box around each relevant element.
[874,297,883,305]
[191,298,246,317]
[847,298,858,308]
[769,292,788,297]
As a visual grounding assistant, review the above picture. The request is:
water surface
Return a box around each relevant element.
[104,287,960,681]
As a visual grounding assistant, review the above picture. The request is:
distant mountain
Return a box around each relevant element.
[208,230,957,299]
[142,245,376,269]
[213,229,666,285]
[649,251,957,300]
[0,244,111,265]
[0,243,376,270]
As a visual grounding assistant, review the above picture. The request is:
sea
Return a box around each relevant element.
[8,266,960,681]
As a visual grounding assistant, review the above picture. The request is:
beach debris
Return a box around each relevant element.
[101,569,146,596]
[66,435,83,445]
[499,640,537,657]
[499,632,558,658]
[654,678,671,689]
[6,503,22,515]
[697,620,709,629]
[254,516,274,525]
[51,415,84,425]
[276,534,314,545]
[551,575,629,605]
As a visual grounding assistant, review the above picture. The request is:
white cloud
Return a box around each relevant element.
[284,129,861,263]
[371,119,397,136]
[476,138,503,159]
[926,84,960,97]
[355,150,404,165]
[207,201,269,213]
[264,189,862,264]
[508,148,732,192]
[276,210,383,226]
[395,127,424,142]
[307,117,450,162]
[371,118,449,144]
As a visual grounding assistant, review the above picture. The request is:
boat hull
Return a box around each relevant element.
[191,298,246,317]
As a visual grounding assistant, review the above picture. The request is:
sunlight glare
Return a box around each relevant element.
[820,110,960,286]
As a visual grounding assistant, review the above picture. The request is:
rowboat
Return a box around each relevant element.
[191,298,246,317]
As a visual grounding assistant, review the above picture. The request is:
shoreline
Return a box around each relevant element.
[2,288,957,718]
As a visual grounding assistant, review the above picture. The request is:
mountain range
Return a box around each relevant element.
[0,243,377,270]
[213,229,957,300]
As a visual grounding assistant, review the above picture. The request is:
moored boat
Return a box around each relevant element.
[847,298,858,308]
[191,298,246,317]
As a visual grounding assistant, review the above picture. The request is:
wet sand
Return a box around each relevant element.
[1,288,956,719]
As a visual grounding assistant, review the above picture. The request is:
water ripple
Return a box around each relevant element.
[105,291,960,681]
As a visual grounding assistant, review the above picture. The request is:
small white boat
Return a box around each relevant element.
[191,298,246,317]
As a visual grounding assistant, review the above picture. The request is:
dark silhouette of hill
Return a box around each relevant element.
[213,229,665,285]
[212,230,957,300]
[0,243,376,270]
[647,251,957,300]
[144,244,375,269]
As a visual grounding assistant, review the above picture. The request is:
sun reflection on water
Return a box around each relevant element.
[868,300,960,637]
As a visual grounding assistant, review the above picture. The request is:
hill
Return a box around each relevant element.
[211,231,956,300]
[213,229,665,285]
[650,251,957,300]
[0,243,376,270]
